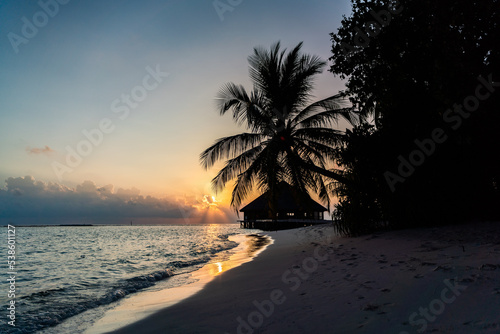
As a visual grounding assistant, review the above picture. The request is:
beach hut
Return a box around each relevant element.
[239,182,329,230]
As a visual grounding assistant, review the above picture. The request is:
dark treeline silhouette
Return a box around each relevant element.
[330,0,500,234]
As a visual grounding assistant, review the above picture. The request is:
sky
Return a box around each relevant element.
[0,0,352,225]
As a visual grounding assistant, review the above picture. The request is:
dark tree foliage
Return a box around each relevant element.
[330,0,500,234]
[332,124,388,236]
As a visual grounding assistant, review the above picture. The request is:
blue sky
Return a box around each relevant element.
[0,0,352,224]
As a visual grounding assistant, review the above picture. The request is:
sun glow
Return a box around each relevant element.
[180,184,237,224]
[201,194,219,209]
[206,261,226,276]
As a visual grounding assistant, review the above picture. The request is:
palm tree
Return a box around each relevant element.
[200,42,356,211]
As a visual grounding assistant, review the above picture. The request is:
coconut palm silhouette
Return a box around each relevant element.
[200,42,356,210]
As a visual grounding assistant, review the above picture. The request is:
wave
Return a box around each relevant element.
[9,226,244,334]
[11,255,234,333]
[8,269,175,333]
[20,287,67,299]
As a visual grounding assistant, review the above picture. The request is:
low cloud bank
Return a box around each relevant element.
[0,176,204,225]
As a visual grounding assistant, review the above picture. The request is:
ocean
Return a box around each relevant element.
[1,224,262,334]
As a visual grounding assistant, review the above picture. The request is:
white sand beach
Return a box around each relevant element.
[111,222,500,334]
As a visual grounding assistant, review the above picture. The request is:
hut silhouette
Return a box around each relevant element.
[239,182,328,230]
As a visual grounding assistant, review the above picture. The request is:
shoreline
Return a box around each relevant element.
[110,222,500,334]
[82,233,272,334]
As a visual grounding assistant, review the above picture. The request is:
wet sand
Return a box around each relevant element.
[85,234,272,334]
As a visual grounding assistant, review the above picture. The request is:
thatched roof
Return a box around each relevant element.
[240,182,327,213]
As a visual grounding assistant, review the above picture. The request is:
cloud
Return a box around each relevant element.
[26,145,55,155]
[0,176,207,225]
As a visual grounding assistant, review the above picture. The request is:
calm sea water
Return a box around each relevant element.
[1,224,258,334]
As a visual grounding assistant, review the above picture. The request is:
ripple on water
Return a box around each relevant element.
[4,224,259,334]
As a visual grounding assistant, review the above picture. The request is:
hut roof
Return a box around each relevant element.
[240,182,327,213]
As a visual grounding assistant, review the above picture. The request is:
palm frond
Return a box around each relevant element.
[289,53,326,109]
[285,145,348,184]
[216,83,271,131]
[200,133,266,170]
[230,150,269,209]
[211,145,263,193]
[297,107,356,129]
[248,42,283,103]
[291,139,332,167]
[312,167,332,210]
[293,93,354,124]
[294,127,346,147]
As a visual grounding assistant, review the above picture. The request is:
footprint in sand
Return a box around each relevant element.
[459,277,475,283]
[362,304,379,311]
[433,265,452,272]
[421,262,437,266]
[479,264,498,271]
